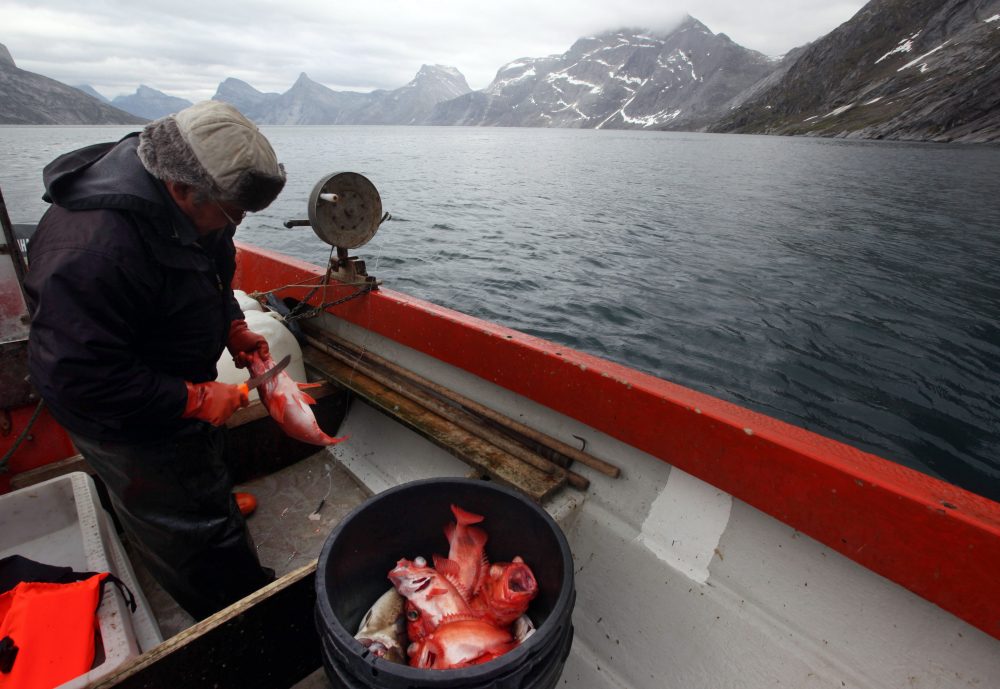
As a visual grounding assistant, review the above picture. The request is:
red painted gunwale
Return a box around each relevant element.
[234,241,1000,640]
[0,406,76,494]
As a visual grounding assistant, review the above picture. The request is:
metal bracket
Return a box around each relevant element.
[328,247,379,288]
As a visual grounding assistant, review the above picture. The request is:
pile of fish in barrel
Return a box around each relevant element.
[355,505,539,669]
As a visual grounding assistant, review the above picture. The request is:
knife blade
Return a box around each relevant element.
[238,354,291,396]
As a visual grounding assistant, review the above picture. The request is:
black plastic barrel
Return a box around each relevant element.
[315,478,575,689]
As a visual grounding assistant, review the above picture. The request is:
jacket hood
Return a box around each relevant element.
[42,133,200,244]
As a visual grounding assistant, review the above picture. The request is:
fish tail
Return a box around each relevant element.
[450,504,485,525]
[316,433,348,446]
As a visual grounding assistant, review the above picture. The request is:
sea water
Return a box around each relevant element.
[3,125,999,502]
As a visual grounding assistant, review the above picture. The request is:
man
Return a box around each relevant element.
[24,101,285,620]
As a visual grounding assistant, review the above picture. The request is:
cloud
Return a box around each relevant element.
[0,0,867,101]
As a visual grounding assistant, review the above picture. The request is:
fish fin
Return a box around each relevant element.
[270,399,286,424]
[438,612,480,626]
[300,392,318,405]
[297,382,324,390]
[431,554,454,573]
[450,504,485,525]
[427,587,450,598]
[470,553,491,595]
[433,556,470,599]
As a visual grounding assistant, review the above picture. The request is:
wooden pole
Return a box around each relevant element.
[305,335,589,490]
[303,347,564,500]
[303,326,622,478]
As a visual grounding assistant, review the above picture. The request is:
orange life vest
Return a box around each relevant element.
[0,572,108,689]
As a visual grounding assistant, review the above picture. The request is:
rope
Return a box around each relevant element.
[0,399,45,472]
[247,245,376,322]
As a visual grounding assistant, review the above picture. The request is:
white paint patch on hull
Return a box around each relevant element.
[639,468,732,583]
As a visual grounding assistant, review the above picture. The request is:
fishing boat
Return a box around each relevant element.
[1,173,998,689]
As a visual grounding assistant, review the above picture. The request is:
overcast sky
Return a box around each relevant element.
[1,1,868,102]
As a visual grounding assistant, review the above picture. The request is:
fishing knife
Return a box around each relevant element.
[238,354,291,396]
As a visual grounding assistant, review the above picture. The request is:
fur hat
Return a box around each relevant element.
[137,101,285,212]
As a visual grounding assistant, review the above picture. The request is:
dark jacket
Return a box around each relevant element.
[24,133,243,443]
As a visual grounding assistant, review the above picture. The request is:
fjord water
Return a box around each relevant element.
[3,125,999,502]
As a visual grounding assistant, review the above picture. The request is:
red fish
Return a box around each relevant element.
[248,352,346,446]
[408,619,515,669]
[438,504,488,599]
[388,557,472,640]
[403,600,431,644]
[469,557,538,627]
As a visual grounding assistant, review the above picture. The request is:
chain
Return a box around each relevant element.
[282,283,375,322]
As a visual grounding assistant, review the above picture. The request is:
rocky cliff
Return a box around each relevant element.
[0,43,145,125]
[710,0,1000,142]
[428,17,777,130]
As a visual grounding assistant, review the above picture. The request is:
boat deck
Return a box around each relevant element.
[126,448,369,687]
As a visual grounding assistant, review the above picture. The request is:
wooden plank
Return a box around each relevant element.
[10,453,92,490]
[302,348,564,501]
[89,562,322,689]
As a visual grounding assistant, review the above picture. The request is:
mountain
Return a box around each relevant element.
[428,17,777,130]
[74,84,109,102]
[0,43,145,125]
[1,44,16,68]
[5,4,999,141]
[213,77,281,118]
[247,72,369,125]
[710,0,1000,142]
[111,85,193,119]
[359,65,471,124]
[213,65,471,125]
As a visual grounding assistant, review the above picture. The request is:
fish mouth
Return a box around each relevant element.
[507,568,536,593]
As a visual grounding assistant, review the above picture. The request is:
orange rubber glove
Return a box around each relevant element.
[227,319,269,369]
[182,381,249,426]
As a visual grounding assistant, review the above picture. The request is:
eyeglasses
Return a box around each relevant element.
[212,199,247,226]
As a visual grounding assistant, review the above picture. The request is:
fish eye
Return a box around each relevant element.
[407,609,420,621]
